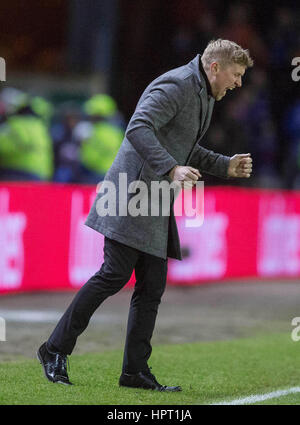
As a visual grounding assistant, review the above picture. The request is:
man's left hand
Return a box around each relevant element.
[227,153,253,178]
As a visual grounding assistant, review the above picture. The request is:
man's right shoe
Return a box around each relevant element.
[37,342,73,385]
[119,369,182,392]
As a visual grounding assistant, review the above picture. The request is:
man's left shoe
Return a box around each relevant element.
[37,342,73,385]
[119,368,182,392]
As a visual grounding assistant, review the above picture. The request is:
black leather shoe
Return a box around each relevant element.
[37,342,73,385]
[119,368,182,392]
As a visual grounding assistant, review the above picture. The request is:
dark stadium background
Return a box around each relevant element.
[1,3,300,406]
[0,0,299,188]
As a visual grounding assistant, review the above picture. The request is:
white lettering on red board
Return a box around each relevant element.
[0,189,26,289]
[257,196,300,276]
[169,195,228,280]
[68,191,104,287]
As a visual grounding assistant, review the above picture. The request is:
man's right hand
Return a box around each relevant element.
[168,165,201,187]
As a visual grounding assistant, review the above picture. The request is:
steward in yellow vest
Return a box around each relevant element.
[79,94,124,183]
[0,98,54,181]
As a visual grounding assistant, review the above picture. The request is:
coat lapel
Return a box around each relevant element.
[198,87,207,133]
[184,55,215,165]
[188,54,213,135]
[201,96,215,137]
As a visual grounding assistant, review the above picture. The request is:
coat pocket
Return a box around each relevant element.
[140,161,162,184]
[127,159,147,195]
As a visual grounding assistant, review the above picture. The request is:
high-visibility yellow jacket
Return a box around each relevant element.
[80,121,124,175]
[0,115,54,179]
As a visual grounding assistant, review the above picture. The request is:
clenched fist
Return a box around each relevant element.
[169,165,201,188]
[227,153,253,178]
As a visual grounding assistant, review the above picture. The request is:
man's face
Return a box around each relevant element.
[209,62,246,101]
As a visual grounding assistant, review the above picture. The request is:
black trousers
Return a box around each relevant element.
[47,237,168,374]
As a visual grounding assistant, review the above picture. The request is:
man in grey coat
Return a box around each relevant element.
[38,39,253,390]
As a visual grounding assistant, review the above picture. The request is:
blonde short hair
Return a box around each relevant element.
[202,39,254,70]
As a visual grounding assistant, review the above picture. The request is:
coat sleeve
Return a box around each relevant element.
[125,80,186,177]
[188,143,231,178]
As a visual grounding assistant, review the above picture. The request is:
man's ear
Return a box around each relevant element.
[210,62,219,75]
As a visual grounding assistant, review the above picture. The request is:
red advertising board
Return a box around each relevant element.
[0,182,300,294]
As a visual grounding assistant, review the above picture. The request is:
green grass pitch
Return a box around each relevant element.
[1,332,300,405]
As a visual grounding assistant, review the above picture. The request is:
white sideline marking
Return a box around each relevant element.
[0,309,122,324]
[0,309,178,325]
[212,386,300,405]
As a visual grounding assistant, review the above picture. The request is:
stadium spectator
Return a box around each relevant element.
[268,6,299,69]
[192,10,218,58]
[230,70,280,187]
[219,3,269,68]
[50,102,82,183]
[76,94,124,184]
[0,89,54,181]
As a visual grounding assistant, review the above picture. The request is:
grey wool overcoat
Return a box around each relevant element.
[85,55,230,260]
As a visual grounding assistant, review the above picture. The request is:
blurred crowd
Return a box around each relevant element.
[169,2,300,189]
[0,2,300,189]
[0,88,125,184]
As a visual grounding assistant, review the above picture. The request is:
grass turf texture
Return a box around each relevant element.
[1,332,300,405]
